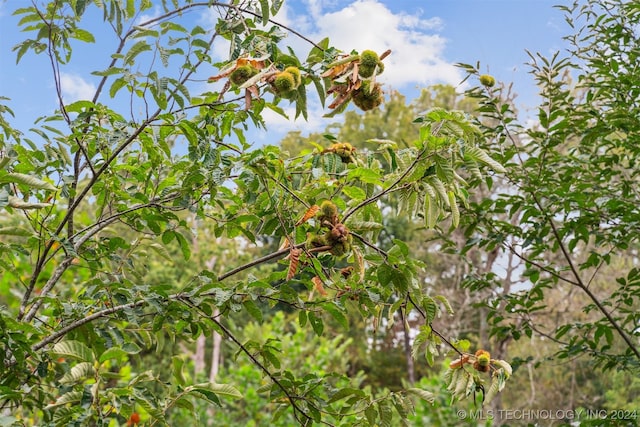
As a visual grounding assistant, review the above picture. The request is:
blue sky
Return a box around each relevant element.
[0,0,567,144]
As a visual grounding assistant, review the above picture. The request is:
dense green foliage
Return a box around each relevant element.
[0,1,510,426]
[1,0,639,426]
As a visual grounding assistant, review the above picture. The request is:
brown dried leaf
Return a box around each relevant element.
[311,276,327,296]
[279,238,291,251]
[244,88,252,110]
[295,205,320,226]
[328,92,350,110]
[287,248,302,280]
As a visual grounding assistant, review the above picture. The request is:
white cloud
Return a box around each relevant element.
[137,6,162,26]
[199,0,462,134]
[60,73,96,102]
[306,0,461,88]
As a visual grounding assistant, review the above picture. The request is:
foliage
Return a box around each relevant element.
[0,0,509,425]
[458,0,640,388]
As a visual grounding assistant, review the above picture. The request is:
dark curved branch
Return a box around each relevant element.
[180,296,327,426]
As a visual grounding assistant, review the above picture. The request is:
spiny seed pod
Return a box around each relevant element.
[474,349,491,372]
[284,66,302,87]
[352,81,383,111]
[330,239,351,256]
[306,233,328,248]
[360,50,379,68]
[479,74,496,87]
[230,65,258,86]
[328,223,349,244]
[317,200,339,225]
[376,60,385,75]
[358,50,380,78]
[330,142,356,163]
[273,71,296,93]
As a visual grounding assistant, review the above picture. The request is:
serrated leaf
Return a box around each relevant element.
[424,195,438,229]
[60,362,94,385]
[466,146,505,173]
[308,311,324,336]
[148,242,172,261]
[342,185,366,201]
[259,0,269,25]
[99,347,128,363]
[322,302,348,330]
[327,387,364,404]
[492,359,513,378]
[421,295,438,324]
[7,197,52,210]
[187,382,243,399]
[72,28,95,43]
[448,191,459,227]
[446,368,460,392]
[483,374,501,404]
[45,391,83,409]
[0,226,33,237]
[378,400,393,427]
[243,299,263,322]
[172,356,187,386]
[406,388,435,404]
[365,403,377,425]
[1,173,58,191]
[454,370,470,398]
[52,341,94,362]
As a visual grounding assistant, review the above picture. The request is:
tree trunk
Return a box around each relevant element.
[194,334,206,377]
[400,309,415,385]
[210,308,222,382]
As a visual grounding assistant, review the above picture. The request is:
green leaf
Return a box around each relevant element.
[0,226,33,237]
[492,359,513,378]
[342,185,366,201]
[465,146,505,173]
[406,388,435,404]
[322,302,348,330]
[124,40,151,65]
[175,231,191,260]
[187,382,243,400]
[172,356,187,386]
[45,391,83,409]
[109,78,127,98]
[259,0,269,25]
[52,341,94,363]
[0,173,58,191]
[424,195,438,229]
[72,28,95,43]
[434,295,454,315]
[126,0,135,18]
[6,198,52,210]
[378,400,393,427]
[60,362,94,385]
[99,347,128,363]
[327,387,364,404]
[377,264,395,287]
[243,299,263,322]
[448,191,459,227]
[308,311,324,336]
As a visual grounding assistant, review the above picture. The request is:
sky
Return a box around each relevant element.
[0,0,568,145]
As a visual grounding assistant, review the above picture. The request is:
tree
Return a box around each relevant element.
[0,1,509,425]
[456,0,640,422]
